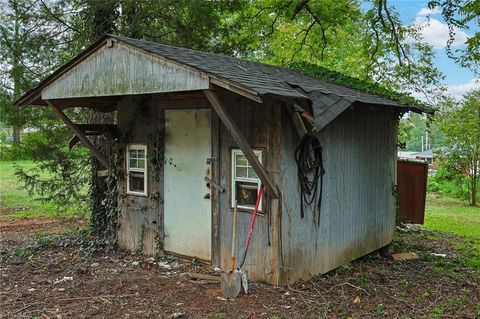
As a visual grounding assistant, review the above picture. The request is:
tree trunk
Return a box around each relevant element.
[12,126,21,143]
[87,109,115,236]
[471,157,478,206]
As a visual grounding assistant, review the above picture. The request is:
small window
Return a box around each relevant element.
[126,144,147,196]
[231,149,263,211]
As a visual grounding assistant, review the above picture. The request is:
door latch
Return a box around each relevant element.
[204,176,225,193]
[206,157,216,165]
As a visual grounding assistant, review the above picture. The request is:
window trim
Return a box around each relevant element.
[231,148,263,211]
[126,144,148,196]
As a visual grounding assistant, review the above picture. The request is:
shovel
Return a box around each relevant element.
[220,201,242,298]
[237,185,264,295]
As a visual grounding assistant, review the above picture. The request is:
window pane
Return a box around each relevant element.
[129,149,137,159]
[129,172,145,193]
[129,158,138,169]
[248,168,258,179]
[236,166,248,178]
[235,181,258,207]
[235,154,248,166]
[137,159,145,169]
[137,149,145,158]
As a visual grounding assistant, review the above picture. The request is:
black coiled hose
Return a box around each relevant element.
[294,134,325,225]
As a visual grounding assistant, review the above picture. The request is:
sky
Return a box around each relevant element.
[390,0,479,100]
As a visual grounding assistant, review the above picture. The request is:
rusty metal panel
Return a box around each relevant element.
[397,160,428,224]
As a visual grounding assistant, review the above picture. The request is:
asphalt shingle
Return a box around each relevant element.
[111,34,420,115]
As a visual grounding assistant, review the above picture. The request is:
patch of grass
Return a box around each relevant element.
[374,304,384,315]
[425,194,480,248]
[430,306,443,318]
[0,160,85,219]
[424,194,480,270]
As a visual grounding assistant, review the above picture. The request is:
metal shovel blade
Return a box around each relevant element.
[220,271,242,298]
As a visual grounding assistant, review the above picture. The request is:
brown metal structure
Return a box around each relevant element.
[397,160,428,224]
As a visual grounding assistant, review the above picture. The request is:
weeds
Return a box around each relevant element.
[0,227,114,262]
[374,304,384,315]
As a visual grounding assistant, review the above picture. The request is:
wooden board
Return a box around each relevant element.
[42,42,209,100]
[280,106,398,284]
[392,252,419,261]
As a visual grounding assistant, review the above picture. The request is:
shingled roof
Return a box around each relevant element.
[17,34,427,129]
[110,35,427,125]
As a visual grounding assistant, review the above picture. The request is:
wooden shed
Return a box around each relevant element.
[17,34,426,285]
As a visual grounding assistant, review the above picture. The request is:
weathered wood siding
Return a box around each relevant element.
[280,106,398,284]
[115,92,281,284]
[216,94,282,284]
[115,91,397,286]
[116,95,163,255]
[116,93,213,255]
[42,42,209,100]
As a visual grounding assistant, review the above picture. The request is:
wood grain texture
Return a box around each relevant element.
[114,90,398,286]
[42,42,209,100]
[280,106,398,284]
[116,95,162,255]
[204,90,279,199]
[215,92,282,284]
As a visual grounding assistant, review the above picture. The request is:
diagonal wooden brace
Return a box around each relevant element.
[203,90,279,199]
[46,100,111,170]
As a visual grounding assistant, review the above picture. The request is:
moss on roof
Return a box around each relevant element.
[287,61,434,113]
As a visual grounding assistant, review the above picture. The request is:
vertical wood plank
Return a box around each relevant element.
[211,112,221,266]
[203,89,279,199]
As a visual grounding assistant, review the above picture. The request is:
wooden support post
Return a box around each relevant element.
[203,89,279,199]
[46,100,111,170]
[68,135,80,150]
[270,196,282,286]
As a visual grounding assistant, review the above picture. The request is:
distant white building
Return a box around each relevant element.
[398,149,438,165]
[398,151,417,160]
[412,150,435,164]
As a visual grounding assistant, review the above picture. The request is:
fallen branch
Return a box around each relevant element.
[187,272,220,282]
[326,281,370,295]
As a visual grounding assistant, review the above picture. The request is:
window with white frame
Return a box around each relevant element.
[126,144,147,196]
[231,149,263,211]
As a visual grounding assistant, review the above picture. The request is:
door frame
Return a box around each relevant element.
[210,111,220,267]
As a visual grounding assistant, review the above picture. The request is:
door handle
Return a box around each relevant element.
[204,176,225,193]
[203,193,211,199]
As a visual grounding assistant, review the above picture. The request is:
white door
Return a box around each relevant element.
[164,109,212,260]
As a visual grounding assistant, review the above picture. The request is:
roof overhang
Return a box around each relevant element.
[16,34,429,132]
[15,35,263,108]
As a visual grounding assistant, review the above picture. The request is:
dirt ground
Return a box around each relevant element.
[1,217,479,319]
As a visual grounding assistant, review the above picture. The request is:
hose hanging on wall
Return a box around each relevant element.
[294,134,325,226]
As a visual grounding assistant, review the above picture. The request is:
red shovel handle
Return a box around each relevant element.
[239,185,264,269]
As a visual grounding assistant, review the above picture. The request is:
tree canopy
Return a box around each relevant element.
[437,90,480,206]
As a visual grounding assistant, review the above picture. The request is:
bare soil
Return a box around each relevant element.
[1,217,479,318]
